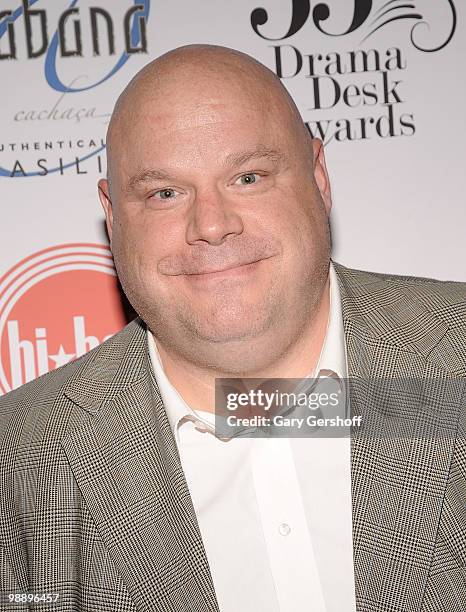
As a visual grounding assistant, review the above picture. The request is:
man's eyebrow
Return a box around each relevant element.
[125,168,175,193]
[124,148,287,193]
[224,147,287,167]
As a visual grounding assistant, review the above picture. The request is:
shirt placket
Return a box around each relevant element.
[250,436,327,612]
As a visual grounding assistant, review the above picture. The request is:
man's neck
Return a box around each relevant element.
[153,276,330,414]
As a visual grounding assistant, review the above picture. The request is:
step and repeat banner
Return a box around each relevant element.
[1,0,464,394]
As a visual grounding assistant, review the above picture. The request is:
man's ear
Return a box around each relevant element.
[98,179,114,243]
[312,139,332,216]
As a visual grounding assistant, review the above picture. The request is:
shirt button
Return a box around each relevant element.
[278,523,291,536]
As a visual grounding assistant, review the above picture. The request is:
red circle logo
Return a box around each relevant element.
[0,243,130,395]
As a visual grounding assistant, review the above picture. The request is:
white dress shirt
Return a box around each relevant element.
[147,263,356,612]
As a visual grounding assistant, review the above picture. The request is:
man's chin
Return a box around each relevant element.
[180,325,277,375]
[182,299,278,344]
[191,317,269,345]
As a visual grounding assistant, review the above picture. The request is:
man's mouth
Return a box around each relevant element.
[184,258,268,281]
[186,259,261,276]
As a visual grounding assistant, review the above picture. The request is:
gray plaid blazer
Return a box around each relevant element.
[0,262,465,612]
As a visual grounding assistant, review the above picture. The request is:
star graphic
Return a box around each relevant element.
[49,345,75,368]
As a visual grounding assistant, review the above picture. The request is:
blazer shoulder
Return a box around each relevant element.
[0,318,146,444]
[333,262,466,326]
[334,260,465,292]
[333,262,466,375]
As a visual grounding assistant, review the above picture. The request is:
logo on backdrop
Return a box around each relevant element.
[0,0,150,178]
[0,1,147,63]
[250,0,456,143]
[0,243,130,395]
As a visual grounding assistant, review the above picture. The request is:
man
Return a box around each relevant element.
[0,45,464,612]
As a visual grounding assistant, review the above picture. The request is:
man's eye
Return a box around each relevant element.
[153,188,178,200]
[237,173,259,185]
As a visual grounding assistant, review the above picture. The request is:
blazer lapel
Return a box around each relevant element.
[334,262,464,611]
[60,320,219,612]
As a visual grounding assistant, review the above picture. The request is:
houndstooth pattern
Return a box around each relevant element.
[0,261,465,612]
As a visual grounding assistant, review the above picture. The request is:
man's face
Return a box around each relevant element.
[100,72,332,370]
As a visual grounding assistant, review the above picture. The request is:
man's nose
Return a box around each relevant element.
[186,189,244,246]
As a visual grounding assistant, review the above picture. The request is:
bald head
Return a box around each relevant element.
[105,44,312,191]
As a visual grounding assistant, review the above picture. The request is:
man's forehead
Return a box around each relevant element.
[149,97,264,119]
[112,95,284,163]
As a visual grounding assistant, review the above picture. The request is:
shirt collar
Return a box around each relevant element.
[147,326,204,439]
[147,261,347,441]
[315,261,347,379]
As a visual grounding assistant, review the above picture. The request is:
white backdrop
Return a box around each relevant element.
[1,0,464,393]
